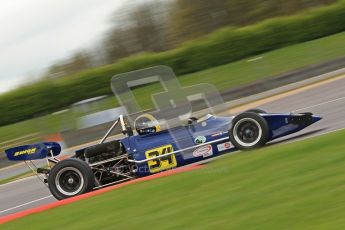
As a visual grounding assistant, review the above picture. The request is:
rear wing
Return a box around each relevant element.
[5,142,61,161]
[4,142,62,185]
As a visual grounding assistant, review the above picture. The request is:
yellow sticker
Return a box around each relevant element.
[14,148,37,156]
[145,144,177,173]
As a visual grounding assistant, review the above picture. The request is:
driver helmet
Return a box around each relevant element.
[134,113,161,135]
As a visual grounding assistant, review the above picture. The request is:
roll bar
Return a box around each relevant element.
[99,115,131,144]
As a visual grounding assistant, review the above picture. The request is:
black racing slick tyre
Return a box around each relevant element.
[48,159,95,200]
[229,112,269,150]
[245,109,267,114]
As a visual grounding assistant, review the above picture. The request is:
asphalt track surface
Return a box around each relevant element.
[0,75,344,218]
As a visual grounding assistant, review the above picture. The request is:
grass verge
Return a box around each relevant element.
[0,170,34,186]
[3,129,345,229]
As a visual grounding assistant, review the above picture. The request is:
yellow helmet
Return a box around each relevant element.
[134,113,161,135]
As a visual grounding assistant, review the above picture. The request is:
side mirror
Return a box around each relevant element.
[188,117,198,125]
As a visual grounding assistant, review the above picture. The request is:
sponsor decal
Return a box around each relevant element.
[14,148,37,157]
[193,145,213,158]
[217,142,233,152]
[194,136,206,144]
[211,131,225,137]
[145,144,177,173]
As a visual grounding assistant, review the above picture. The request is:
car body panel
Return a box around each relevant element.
[120,113,321,176]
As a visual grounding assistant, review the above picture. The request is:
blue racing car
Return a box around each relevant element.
[5,110,321,200]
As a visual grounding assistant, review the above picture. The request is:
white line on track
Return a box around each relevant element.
[293,96,345,112]
[277,127,345,146]
[0,176,36,188]
[0,195,53,214]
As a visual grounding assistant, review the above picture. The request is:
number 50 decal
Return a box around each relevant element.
[145,144,177,173]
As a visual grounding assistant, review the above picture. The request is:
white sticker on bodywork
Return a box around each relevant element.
[193,145,213,158]
[194,136,207,144]
[217,142,233,152]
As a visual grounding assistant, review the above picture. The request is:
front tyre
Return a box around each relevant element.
[48,159,95,200]
[245,108,266,114]
[229,112,269,150]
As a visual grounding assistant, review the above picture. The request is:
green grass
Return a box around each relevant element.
[0,170,34,185]
[1,31,345,144]
[3,130,345,229]
[179,31,345,91]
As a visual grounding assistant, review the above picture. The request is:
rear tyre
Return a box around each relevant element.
[229,112,269,150]
[48,159,95,200]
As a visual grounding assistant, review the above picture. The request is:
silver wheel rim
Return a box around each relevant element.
[233,118,262,147]
[55,167,84,196]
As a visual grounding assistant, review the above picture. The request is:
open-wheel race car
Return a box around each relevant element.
[5,110,321,200]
